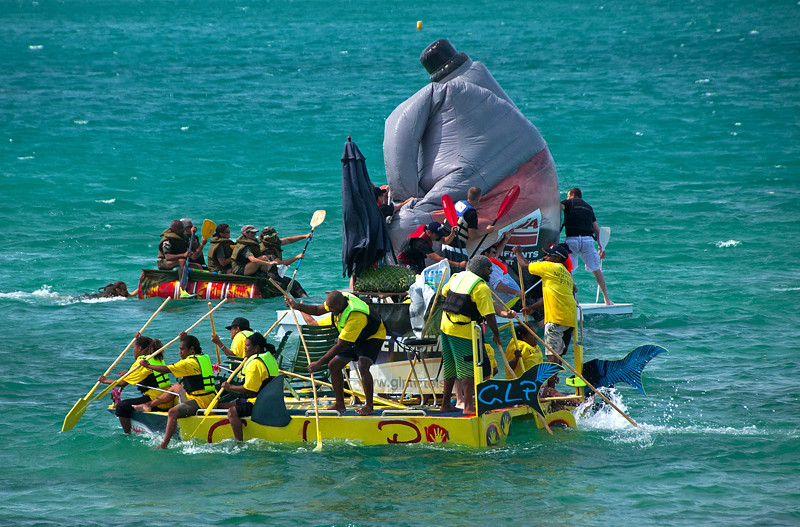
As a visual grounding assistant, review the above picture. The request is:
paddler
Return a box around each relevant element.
[98,333,175,434]
[180,218,208,269]
[481,233,523,310]
[440,186,494,270]
[259,226,309,297]
[135,333,216,449]
[207,223,234,274]
[230,224,275,276]
[210,316,253,359]
[156,220,190,272]
[439,256,515,415]
[217,332,280,441]
[513,243,577,362]
[397,221,466,274]
[285,291,386,416]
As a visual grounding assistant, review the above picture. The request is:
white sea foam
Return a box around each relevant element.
[715,240,741,248]
[96,198,116,204]
[17,156,34,160]
[29,44,43,50]
[74,120,88,125]
[0,285,62,301]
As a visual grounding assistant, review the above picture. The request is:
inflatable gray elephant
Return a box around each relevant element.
[383,39,560,262]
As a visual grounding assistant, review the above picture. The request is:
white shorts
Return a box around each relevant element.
[565,236,601,272]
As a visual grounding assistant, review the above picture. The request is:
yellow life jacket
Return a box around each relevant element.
[335,293,381,344]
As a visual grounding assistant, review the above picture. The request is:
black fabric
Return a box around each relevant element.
[341,138,396,277]
[561,198,596,237]
[397,237,434,273]
[250,374,291,427]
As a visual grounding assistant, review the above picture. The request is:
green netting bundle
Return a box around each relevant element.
[354,265,416,293]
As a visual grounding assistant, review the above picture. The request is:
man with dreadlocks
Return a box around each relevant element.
[259,226,310,297]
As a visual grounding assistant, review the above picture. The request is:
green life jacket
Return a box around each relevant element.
[137,357,171,393]
[207,236,234,272]
[180,354,215,396]
[335,293,382,344]
[441,271,485,324]
[231,236,262,266]
[158,229,188,259]
[242,351,280,392]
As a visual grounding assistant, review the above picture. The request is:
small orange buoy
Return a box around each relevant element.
[416,20,423,30]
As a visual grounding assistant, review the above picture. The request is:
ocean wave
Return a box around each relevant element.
[0,285,125,305]
[715,239,741,248]
[95,198,116,204]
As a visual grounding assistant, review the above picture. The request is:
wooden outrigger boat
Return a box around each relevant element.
[112,324,583,448]
[136,269,282,300]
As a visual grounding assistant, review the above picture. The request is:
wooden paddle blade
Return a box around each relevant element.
[496,185,521,219]
[62,398,88,432]
[201,219,216,239]
[310,209,326,228]
[442,194,457,227]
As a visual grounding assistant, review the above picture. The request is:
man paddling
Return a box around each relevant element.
[285,291,385,415]
[211,316,253,359]
[135,333,216,449]
[217,332,279,442]
[514,243,577,362]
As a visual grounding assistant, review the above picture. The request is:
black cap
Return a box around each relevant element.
[225,317,251,330]
[420,39,470,82]
[543,243,570,260]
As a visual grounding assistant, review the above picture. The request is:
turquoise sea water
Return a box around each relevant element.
[2,0,799,525]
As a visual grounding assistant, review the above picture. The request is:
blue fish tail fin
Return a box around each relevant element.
[588,344,667,396]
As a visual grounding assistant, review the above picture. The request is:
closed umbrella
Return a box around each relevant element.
[341,136,395,278]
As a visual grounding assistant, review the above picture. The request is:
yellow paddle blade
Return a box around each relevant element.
[310,210,326,228]
[201,218,216,239]
[62,398,89,432]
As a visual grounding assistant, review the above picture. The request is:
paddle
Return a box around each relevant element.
[469,185,520,259]
[285,209,326,295]
[61,297,171,432]
[91,298,229,403]
[488,289,639,427]
[201,219,216,240]
[208,302,221,364]
[178,237,195,297]
[269,278,323,451]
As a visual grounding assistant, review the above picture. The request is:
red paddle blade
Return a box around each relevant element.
[442,194,458,227]
[496,185,521,220]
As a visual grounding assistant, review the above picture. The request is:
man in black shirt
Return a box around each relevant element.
[561,188,613,304]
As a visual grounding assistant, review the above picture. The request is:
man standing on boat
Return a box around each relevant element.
[561,188,613,305]
[439,256,511,415]
[136,333,216,449]
[513,243,577,361]
[211,316,253,359]
[217,332,279,442]
[285,291,385,416]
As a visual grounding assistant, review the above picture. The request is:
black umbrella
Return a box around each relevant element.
[341,136,396,278]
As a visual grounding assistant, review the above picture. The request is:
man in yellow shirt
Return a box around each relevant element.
[286,291,385,415]
[439,256,513,415]
[211,316,254,358]
[513,243,577,361]
[219,332,279,441]
[137,333,216,449]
